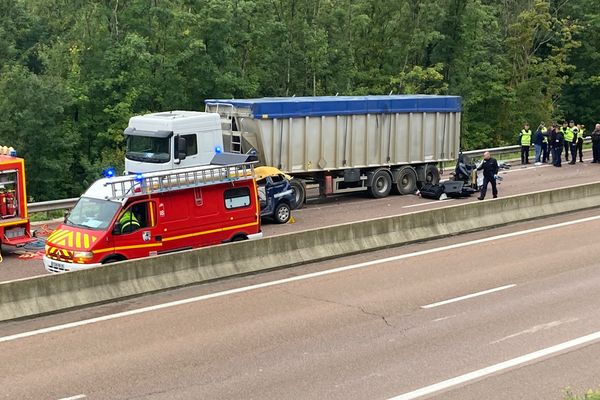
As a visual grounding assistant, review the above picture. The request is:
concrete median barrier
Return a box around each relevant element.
[2,181,600,322]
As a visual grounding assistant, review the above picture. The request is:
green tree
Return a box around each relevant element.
[0,65,76,200]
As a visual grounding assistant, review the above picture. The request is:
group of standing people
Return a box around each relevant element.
[519,121,600,167]
[477,121,600,201]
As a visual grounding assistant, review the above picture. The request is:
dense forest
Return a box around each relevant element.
[0,0,598,200]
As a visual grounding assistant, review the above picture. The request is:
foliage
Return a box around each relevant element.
[0,0,597,199]
[564,389,600,400]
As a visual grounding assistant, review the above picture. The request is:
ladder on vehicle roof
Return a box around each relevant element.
[205,102,243,154]
[103,162,255,200]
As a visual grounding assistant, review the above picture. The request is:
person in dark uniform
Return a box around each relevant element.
[592,124,600,163]
[550,124,564,167]
[477,151,499,200]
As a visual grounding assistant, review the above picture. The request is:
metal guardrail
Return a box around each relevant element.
[28,198,78,213]
[462,137,592,158]
[26,137,594,214]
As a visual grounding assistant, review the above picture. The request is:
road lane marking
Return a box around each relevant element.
[403,200,451,208]
[500,164,551,174]
[57,395,86,400]
[421,284,516,309]
[387,329,600,400]
[432,315,456,323]
[490,318,579,345]
[2,214,600,344]
[501,157,592,175]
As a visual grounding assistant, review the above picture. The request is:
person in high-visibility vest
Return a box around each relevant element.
[576,124,585,163]
[567,120,578,165]
[519,123,532,165]
[119,209,141,234]
[561,121,570,162]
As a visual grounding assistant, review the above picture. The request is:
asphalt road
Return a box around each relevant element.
[1,154,599,282]
[1,209,600,399]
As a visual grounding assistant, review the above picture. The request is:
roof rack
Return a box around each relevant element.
[103,162,255,200]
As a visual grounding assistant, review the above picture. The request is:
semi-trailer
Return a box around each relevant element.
[124,95,461,207]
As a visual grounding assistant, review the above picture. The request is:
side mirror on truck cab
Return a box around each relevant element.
[112,222,121,235]
[175,135,187,162]
[63,210,70,224]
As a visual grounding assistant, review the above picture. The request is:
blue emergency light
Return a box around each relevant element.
[134,173,144,182]
[102,167,116,178]
[215,146,222,154]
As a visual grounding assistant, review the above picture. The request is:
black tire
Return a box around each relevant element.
[424,165,441,185]
[101,255,126,264]
[289,179,306,210]
[274,203,291,224]
[230,234,248,242]
[394,167,418,195]
[369,169,392,198]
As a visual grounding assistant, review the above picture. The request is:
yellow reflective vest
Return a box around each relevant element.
[564,127,575,142]
[541,127,548,143]
[520,129,532,146]
[119,210,140,233]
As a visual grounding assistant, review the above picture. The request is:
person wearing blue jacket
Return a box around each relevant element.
[532,124,545,165]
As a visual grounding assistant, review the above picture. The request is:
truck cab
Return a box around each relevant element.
[124,111,224,174]
[44,161,262,273]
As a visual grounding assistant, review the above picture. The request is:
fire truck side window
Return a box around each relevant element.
[224,187,251,210]
[118,202,152,234]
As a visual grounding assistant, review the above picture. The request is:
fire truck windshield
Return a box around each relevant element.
[66,198,121,230]
[126,135,170,163]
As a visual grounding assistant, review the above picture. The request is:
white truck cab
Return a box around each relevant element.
[124,111,224,174]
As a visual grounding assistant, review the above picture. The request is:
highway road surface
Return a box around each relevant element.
[1,209,600,399]
[2,154,600,282]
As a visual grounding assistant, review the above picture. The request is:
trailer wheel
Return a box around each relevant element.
[289,179,306,210]
[394,167,417,195]
[369,169,392,198]
[274,203,291,224]
[424,165,441,185]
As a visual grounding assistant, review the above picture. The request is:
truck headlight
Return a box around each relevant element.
[73,251,94,260]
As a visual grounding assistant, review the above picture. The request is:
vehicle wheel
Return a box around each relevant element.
[274,203,291,224]
[289,179,306,210]
[394,167,417,195]
[230,234,248,242]
[424,165,441,185]
[101,255,126,264]
[369,169,392,198]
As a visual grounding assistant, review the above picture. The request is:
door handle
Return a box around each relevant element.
[155,236,162,242]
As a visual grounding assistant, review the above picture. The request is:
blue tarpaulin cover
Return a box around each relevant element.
[205,95,461,119]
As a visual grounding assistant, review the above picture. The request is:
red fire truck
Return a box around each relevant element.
[0,153,34,249]
[44,160,262,272]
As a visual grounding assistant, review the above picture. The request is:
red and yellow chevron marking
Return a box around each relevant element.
[45,245,73,261]
[47,228,98,250]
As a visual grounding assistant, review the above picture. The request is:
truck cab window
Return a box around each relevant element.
[126,136,171,163]
[224,187,251,209]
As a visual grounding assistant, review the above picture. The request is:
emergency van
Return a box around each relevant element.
[43,160,262,272]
